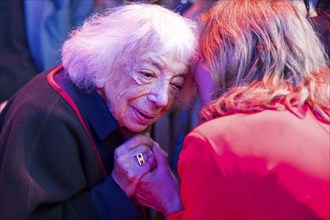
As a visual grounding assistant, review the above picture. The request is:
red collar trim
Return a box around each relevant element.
[47,65,107,177]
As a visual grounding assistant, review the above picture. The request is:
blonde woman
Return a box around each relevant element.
[129,1,330,219]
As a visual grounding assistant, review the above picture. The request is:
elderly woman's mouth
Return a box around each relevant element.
[132,106,154,120]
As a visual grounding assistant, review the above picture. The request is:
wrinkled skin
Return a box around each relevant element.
[101,54,187,133]
[134,143,183,216]
[127,59,216,216]
[113,134,183,216]
[111,53,188,213]
[112,134,157,197]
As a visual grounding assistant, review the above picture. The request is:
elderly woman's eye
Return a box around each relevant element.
[139,71,154,79]
[171,83,183,91]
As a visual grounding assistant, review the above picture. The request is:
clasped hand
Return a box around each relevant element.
[112,134,183,216]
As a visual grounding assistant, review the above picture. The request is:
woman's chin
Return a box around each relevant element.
[125,123,149,133]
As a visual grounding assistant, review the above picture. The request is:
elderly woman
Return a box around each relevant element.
[119,0,330,219]
[0,4,197,220]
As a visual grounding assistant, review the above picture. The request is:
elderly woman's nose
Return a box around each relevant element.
[147,82,169,108]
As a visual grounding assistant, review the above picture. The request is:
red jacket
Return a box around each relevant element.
[169,107,329,220]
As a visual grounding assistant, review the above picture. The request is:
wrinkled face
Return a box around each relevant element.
[103,54,187,132]
[194,59,216,107]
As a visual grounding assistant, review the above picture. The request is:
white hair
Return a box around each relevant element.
[62,3,198,108]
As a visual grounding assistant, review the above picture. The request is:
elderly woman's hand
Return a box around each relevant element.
[112,134,156,197]
[134,143,183,216]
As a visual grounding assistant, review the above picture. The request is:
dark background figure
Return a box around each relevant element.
[0,0,38,103]
[24,0,94,72]
[0,0,94,103]
[310,0,330,57]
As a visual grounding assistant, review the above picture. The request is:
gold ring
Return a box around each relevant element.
[135,153,146,166]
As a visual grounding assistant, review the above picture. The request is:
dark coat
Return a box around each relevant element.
[0,66,144,220]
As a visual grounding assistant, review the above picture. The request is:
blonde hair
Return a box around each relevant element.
[198,0,329,122]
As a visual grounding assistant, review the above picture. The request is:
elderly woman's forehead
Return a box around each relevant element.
[137,54,188,73]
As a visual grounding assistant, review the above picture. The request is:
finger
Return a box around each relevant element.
[115,145,153,176]
[152,143,168,166]
[144,149,156,169]
[130,145,154,174]
[134,152,147,167]
[130,144,156,167]
[146,149,153,158]
[125,135,155,150]
[115,134,154,157]
[147,156,157,170]
[134,147,158,170]
[130,144,152,157]
[114,155,152,197]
